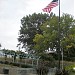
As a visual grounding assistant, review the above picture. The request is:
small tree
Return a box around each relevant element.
[36,53,55,75]
[0,43,1,49]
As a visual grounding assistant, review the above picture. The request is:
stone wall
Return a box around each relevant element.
[0,67,56,75]
[9,68,37,75]
[0,67,9,75]
[0,68,4,74]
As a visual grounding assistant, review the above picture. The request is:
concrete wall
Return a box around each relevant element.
[9,68,37,75]
[0,67,9,75]
[0,68,4,74]
[0,67,56,75]
[0,67,37,75]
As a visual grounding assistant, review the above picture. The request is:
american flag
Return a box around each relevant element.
[42,0,58,13]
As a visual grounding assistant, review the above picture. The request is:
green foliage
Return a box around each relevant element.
[18,12,75,62]
[18,13,50,53]
[65,64,75,71]
[36,66,49,75]
[33,34,47,54]
[33,13,75,61]
[10,62,33,68]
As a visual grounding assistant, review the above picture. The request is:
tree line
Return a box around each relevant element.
[17,12,75,75]
[18,12,75,62]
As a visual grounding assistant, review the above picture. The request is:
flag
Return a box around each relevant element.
[42,0,58,13]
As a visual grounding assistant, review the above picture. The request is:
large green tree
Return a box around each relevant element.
[60,14,75,60]
[33,13,75,61]
[33,13,58,55]
[18,12,75,61]
[18,13,50,53]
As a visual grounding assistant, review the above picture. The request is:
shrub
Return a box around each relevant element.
[65,64,75,71]
[4,61,9,64]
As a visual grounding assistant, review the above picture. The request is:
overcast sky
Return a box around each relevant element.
[0,0,74,51]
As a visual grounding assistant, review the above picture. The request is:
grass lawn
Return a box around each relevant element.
[0,63,18,68]
[69,72,75,75]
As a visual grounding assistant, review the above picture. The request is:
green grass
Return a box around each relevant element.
[0,63,18,68]
[69,72,75,75]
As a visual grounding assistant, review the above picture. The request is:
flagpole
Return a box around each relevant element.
[58,0,61,70]
[42,0,61,71]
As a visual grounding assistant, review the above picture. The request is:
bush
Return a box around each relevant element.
[4,61,9,64]
[36,66,49,75]
[0,61,4,64]
[9,62,33,68]
[65,64,75,71]
[55,69,69,75]
[21,64,33,68]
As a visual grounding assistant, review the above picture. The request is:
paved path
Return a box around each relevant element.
[0,74,8,75]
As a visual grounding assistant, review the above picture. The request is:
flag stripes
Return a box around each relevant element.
[42,0,58,13]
